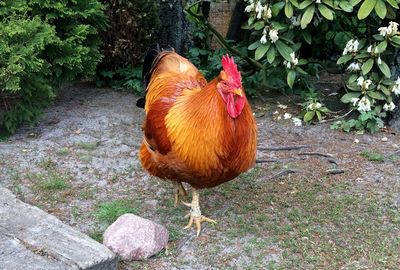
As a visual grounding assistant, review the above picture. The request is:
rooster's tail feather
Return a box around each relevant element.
[136,44,174,108]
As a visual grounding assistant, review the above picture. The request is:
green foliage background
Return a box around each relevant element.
[0,0,106,136]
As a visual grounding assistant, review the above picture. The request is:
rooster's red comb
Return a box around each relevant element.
[221,54,241,87]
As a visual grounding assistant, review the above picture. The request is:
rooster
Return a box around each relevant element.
[138,45,257,236]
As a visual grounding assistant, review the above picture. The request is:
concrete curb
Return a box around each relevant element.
[0,186,117,270]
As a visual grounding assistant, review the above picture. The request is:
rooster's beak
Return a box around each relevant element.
[233,88,243,97]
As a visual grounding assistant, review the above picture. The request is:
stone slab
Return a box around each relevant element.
[0,186,117,270]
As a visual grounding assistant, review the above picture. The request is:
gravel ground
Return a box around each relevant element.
[1,82,400,269]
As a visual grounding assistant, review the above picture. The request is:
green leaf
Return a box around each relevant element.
[380,85,391,96]
[350,0,363,5]
[248,16,255,26]
[295,66,308,74]
[357,0,377,19]
[285,2,294,18]
[337,54,353,65]
[304,111,315,122]
[367,91,385,100]
[254,21,265,30]
[374,0,387,19]
[271,2,285,16]
[362,58,374,75]
[341,92,362,103]
[378,60,391,77]
[386,5,397,19]
[376,40,387,53]
[391,36,400,46]
[318,4,334,20]
[316,110,322,121]
[301,5,315,29]
[302,31,312,44]
[267,47,276,63]
[287,70,296,88]
[373,34,384,41]
[275,40,293,62]
[248,41,261,50]
[255,44,271,60]
[298,59,308,65]
[339,1,354,12]
[386,0,399,8]
[299,0,313,9]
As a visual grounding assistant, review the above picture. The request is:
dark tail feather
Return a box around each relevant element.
[136,44,174,108]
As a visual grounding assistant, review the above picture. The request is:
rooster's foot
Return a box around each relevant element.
[184,213,217,237]
[173,181,188,207]
[182,188,216,236]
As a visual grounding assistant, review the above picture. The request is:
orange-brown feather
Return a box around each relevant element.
[139,52,257,189]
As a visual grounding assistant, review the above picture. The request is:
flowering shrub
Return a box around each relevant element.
[335,21,400,132]
[242,0,399,131]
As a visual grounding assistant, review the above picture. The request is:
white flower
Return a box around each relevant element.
[307,102,322,110]
[290,52,298,65]
[273,110,279,115]
[292,118,302,126]
[389,21,399,34]
[377,56,382,65]
[315,0,321,3]
[245,3,255,13]
[378,26,389,37]
[351,97,360,106]
[284,113,292,119]
[260,34,267,44]
[367,45,372,53]
[277,116,282,120]
[391,77,400,95]
[284,60,292,69]
[357,96,371,112]
[277,104,287,109]
[357,76,364,86]
[364,79,372,89]
[378,21,399,37]
[346,62,361,71]
[255,2,263,19]
[343,39,359,55]
[383,102,396,111]
[269,29,279,43]
[263,6,272,20]
[357,77,373,89]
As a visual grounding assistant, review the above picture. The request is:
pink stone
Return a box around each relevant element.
[103,214,168,261]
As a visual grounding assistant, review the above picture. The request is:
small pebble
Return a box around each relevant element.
[354,139,359,144]
[381,137,388,142]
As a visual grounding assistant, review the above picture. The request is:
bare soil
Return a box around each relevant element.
[1,83,400,269]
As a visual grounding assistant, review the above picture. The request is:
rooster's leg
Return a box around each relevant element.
[173,181,188,207]
[182,188,216,236]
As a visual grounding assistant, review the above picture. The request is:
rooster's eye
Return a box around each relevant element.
[222,82,228,87]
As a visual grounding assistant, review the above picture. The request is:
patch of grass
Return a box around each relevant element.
[77,153,93,163]
[76,141,99,150]
[56,147,70,156]
[88,230,103,243]
[39,174,71,190]
[94,199,139,224]
[221,176,400,269]
[360,150,384,162]
[28,171,71,191]
[39,159,57,169]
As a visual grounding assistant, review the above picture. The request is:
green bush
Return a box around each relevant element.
[0,0,106,136]
[186,0,399,132]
